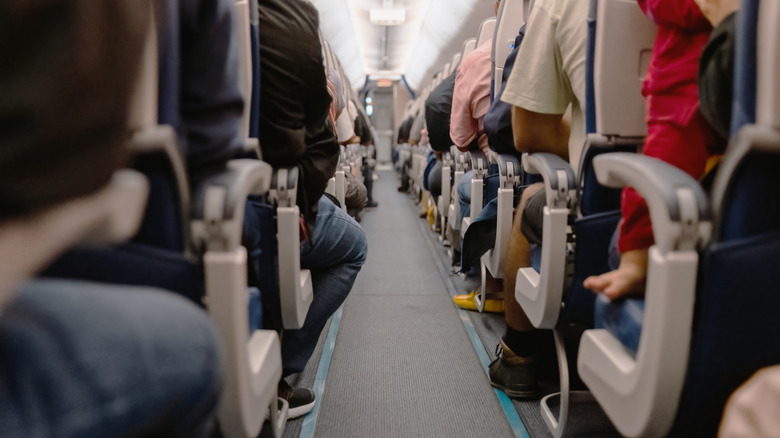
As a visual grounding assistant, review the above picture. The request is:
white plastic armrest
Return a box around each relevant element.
[578,153,710,438]
[0,170,148,314]
[440,163,452,223]
[204,250,282,438]
[468,150,488,224]
[192,160,283,437]
[449,170,464,231]
[515,153,577,329]
[335,171,346,212]
[191,159,273,252]
[482,154,521,277]
[270,167,314,330]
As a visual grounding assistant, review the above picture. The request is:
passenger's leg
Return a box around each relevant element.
[0,279,222,438]
[282,196,367,374]
[503,183,544,335]
[584,114,714,299]
[489,183,544,400]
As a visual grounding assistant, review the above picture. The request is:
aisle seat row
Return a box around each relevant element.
[401,0,780,436]
[31,1,368,436]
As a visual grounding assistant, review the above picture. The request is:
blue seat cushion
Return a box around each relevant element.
[673,230,780,437]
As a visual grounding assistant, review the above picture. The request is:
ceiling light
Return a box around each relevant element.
[370,8,406,26]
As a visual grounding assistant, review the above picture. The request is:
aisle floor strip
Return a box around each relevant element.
[299,305,344,438]
[418,220,530,438]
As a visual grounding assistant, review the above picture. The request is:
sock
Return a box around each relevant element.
[503,326,540,357]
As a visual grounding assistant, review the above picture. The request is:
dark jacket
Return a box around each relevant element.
[425,71,457,152]
[699,12,736,141]
[258,0,339,225]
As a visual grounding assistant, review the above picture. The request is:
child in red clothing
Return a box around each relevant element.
[584,0,720,299]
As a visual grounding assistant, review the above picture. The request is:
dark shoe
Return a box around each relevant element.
[488,340,540,400]
[366,200,378,208]
[278,380,316,419]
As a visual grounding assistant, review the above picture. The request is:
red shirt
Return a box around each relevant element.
[638,0,711,124]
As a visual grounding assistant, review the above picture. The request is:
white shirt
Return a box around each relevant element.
[501,0,588,168]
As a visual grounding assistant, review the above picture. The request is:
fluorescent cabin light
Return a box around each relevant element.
[370,8,406,26]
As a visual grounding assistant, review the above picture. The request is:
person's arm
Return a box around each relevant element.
[501,6,573,160]
[641,0,712,31]
[511,107,570,160]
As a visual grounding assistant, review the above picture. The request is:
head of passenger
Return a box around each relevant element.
[0,0,149,222]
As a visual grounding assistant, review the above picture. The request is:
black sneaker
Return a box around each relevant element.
[488,341,541,400]
[278,380,316,419]
[366,200,378,208]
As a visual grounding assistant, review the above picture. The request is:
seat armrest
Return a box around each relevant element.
[267,166,313,329]
[522,152,578,209]
[578,153,710,437]
[514,153,577,328]
[592,153,711,252]
[269,166,299,208]
[190,159,273,252]
[451,146,470,172]
[469,150,489,178]
[495,153,521,189]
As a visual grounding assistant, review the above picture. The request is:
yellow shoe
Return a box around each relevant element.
[453,289,505,313]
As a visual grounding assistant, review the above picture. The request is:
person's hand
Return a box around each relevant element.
[694,0,741,26]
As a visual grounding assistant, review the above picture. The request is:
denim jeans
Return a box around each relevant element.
[457,170,474,226]
[0,279,222,438]
[282,196,367,374]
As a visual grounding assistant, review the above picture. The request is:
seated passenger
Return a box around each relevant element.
[452,24,527,312]
[0,1,222,436]
[451,36,494,230]
[252,0,367,418]
[354,109,378,208]
[492,0,589,399]
[396,115,414,191]
[583,0,721,299]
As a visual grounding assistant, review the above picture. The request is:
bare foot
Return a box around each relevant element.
[584,249,649,300]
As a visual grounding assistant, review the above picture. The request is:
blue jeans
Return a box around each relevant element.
[457,170,473,226]
[282,197,367,374]
[0,279,222,438]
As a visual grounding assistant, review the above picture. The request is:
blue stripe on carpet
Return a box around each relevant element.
[299,305,344,438]
[419,219,530,438]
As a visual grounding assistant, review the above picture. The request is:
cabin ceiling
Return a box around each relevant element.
[310,0,495,92]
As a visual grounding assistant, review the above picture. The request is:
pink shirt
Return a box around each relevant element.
[450,40,492,154]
